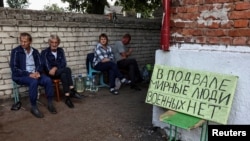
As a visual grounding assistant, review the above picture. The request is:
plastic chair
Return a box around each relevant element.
[86,53,109,88]
[11,80,45,110]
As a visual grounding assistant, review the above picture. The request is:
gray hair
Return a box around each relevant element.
[48,34,61,43]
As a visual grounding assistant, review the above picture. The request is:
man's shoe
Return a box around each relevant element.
[70,89,82,99]
[11,101,22,111]
[48,104,57,114]
[110,88,119,95]
[30,106,44,118]
[65,98,74,108]
[130,85,141,91]
[121,78,131,85]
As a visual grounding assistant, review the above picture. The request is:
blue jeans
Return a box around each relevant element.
[14,74,54,107]
[94,61,123,88]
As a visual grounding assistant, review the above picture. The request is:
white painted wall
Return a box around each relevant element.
[152,44,250,141]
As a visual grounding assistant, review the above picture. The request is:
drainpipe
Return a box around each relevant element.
[161,0,171,51]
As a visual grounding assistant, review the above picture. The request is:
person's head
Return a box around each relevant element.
[122,33,131,45]
[19,32,32,49]
[48,34,61,52]
[99,33,109,46]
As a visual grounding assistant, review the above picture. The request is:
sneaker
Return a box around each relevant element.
[121,78,131,85]
[110,88,119,95]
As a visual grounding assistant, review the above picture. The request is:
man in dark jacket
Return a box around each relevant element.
[10,32,57,118]
[41,34,82,109]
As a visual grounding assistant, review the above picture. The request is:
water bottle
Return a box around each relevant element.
[91,75,98,92]
[85,75,91,91]
[76,74,84,93]
[72,75,75,88]
[88,75,93,91]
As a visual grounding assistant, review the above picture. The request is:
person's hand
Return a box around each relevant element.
[126,48,133,57]
[49,67,57,76]
[34,72,40,78]
[102,58,110,62]
[29,72,40,79]
[29,73,36,79]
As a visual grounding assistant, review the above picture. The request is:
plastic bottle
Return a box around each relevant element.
[76,74,84,93]
[91,75,98,92]
[85,75,90,91]
[72,74,75,87]
[89,76,93,91]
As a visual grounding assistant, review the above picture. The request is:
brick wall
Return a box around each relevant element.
[0,8,161,99]
[170,0,250,46]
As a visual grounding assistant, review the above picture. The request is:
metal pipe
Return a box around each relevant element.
[161,0,171,51]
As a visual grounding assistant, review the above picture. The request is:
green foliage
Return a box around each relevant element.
[43,3,65,12]
[61,0,109,14]
[115,0,161,18]
[7,0,29,9]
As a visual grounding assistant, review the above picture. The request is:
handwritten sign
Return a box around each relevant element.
[146,65,238,124]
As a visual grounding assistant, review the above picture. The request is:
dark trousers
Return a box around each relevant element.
[94,61,123,88]
[15,74,54,107]
[117,58,142,85]
[52,67,73,95]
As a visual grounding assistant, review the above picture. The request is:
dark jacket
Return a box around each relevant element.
[10,45,43,82]
[41,47,67,73]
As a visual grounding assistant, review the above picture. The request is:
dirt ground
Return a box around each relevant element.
[0,83,168,141]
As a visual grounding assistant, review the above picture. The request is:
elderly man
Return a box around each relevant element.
[41,34,82,109]
[10,32,57,118]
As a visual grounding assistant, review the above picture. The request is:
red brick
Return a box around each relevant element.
[220,21,234,29]
[206,22,220,29]
[171,8,178,14]
[247,40,250,45]
[177,7,187,13]
[182,29,203,36]
[232,37,247,45]
[228,29,250,37]
[182,13,200,20]
[205,0,233,4]
[196,36,206,43]
[220,37,232,45]
[229,11,250,19]
[174,21,197,28]
[186,6,199,13]
[205,29,226,36]
[235,2,250,10]
[184,22,198,28]
[175,37,185,42]
[199,5,215,12]
[207,37,220,44]
[174,22,186,28]
[234,20,249,28]
[183,0,200,5]
[184,37,194,43]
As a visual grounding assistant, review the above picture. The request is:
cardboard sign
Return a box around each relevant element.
[146,64,238,124]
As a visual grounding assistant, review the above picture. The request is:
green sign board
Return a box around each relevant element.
[146,64,238,124]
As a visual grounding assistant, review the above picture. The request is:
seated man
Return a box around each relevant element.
[93,33,130,95]
[10,32,57,118]
[41,34,82,109]
[112,33,143,91]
